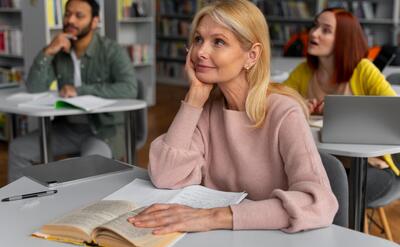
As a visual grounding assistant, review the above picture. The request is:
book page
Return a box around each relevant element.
[44,200,136,236]
[93,207,182,247]
[105,179,247,209]
[58,95,116,111]
[18,93,59,109]
[7,92,52,102]
[169,185,247,208]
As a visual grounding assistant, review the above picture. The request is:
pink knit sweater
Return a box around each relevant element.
[148,93,338,232]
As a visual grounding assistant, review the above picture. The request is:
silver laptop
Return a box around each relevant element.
[321,95,400,145]
[22,155,133,187]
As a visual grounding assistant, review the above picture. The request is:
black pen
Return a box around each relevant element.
[1,189,58,202]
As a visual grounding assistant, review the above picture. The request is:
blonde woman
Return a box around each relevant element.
[128,0,337,233]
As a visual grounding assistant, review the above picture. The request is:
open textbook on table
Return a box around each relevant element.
[8,91,116,111]
[32,178,247,247]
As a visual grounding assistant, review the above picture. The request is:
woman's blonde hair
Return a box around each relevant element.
[189,0,308,127]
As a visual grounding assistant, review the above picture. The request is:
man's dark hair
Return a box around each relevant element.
[66,0,100,18]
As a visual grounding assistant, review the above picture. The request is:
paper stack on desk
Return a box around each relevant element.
[13,92,116,112]
[33,178,247,247]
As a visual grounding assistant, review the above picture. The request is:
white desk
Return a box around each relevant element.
[392,85,400,95]
[0,87,147,164]
[383,65,400,77]
[312,128,400,232]
[0,168,397,247]
[270,57,304,83]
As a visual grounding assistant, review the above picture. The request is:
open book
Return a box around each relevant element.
[32,179,247,247]
[13,92,116,112]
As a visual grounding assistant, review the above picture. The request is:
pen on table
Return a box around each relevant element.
[1,189,58,202]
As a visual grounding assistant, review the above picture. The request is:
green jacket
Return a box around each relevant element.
[26,33,137,158]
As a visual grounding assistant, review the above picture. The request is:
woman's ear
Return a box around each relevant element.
[246,43,262,69]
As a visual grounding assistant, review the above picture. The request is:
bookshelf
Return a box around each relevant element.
[253,0,400,55]
[156,0,210,86]
[0,0,23,141]
[0,0,23,86]
[104,0,156,106]
[156,0,400,85]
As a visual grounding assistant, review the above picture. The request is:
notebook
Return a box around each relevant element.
[22,155,133,187]
[17,93,116,112]
[321,95,400,145]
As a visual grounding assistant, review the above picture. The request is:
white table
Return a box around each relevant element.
[0,168,397,247]
[312,128,400,232]
[270,57,304,83]
[383,65,400,77]
[391,85,400,95]
[0,87,147,164]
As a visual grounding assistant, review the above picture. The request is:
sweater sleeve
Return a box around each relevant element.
[357,59,396,96]
[230,104,338,232]
[148,101,208,189]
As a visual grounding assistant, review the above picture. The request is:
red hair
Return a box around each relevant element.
[307,8,369,84]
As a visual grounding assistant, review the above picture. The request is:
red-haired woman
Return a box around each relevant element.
[283,8,398,206]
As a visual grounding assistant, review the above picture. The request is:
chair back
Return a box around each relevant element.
[319,151,349,227]
[134,79,148,149]
[386,73,400,85]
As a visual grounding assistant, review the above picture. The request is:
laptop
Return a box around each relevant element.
[321,95,400,145]
[22,155,133,187]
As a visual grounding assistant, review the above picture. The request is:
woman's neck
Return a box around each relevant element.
[316,55,335,85]
[317,56,334,77]
[218,75,249,111]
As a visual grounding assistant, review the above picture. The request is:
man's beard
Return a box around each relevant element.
[63,21,92,40]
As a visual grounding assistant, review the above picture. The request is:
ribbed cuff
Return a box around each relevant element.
[230,198,290,230]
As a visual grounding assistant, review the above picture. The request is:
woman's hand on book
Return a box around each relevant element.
[127,203,232,234]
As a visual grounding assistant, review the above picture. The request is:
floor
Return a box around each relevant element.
[0,84,398,243]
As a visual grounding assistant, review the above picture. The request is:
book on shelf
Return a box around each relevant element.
[125,43,153,65]
[0,27,23,56]
[32,178,247,247]
[361,2,374,19]
[376,1,391,19]
[157,61,185,80]
[0,65,23,84]
[118,0,148,19]
[159,0,200,16]
[0,0,20,8]
[9,92,116,112]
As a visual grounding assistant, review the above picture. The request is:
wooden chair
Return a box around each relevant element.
[364,177,400,241]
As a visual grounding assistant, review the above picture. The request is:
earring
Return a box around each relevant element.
[244,65,249,71]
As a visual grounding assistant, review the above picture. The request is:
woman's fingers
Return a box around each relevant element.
[128,204,173,222]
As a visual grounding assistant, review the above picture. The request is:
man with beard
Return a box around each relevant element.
[7,0,137,182]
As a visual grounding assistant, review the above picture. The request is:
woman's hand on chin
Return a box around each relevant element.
[184,46,214,108]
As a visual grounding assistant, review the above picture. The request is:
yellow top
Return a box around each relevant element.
[283,58,399,175]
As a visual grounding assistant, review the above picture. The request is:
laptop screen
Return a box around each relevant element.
[321,95,400,145]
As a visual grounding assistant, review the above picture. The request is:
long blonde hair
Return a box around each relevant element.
[189,0,308,127]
